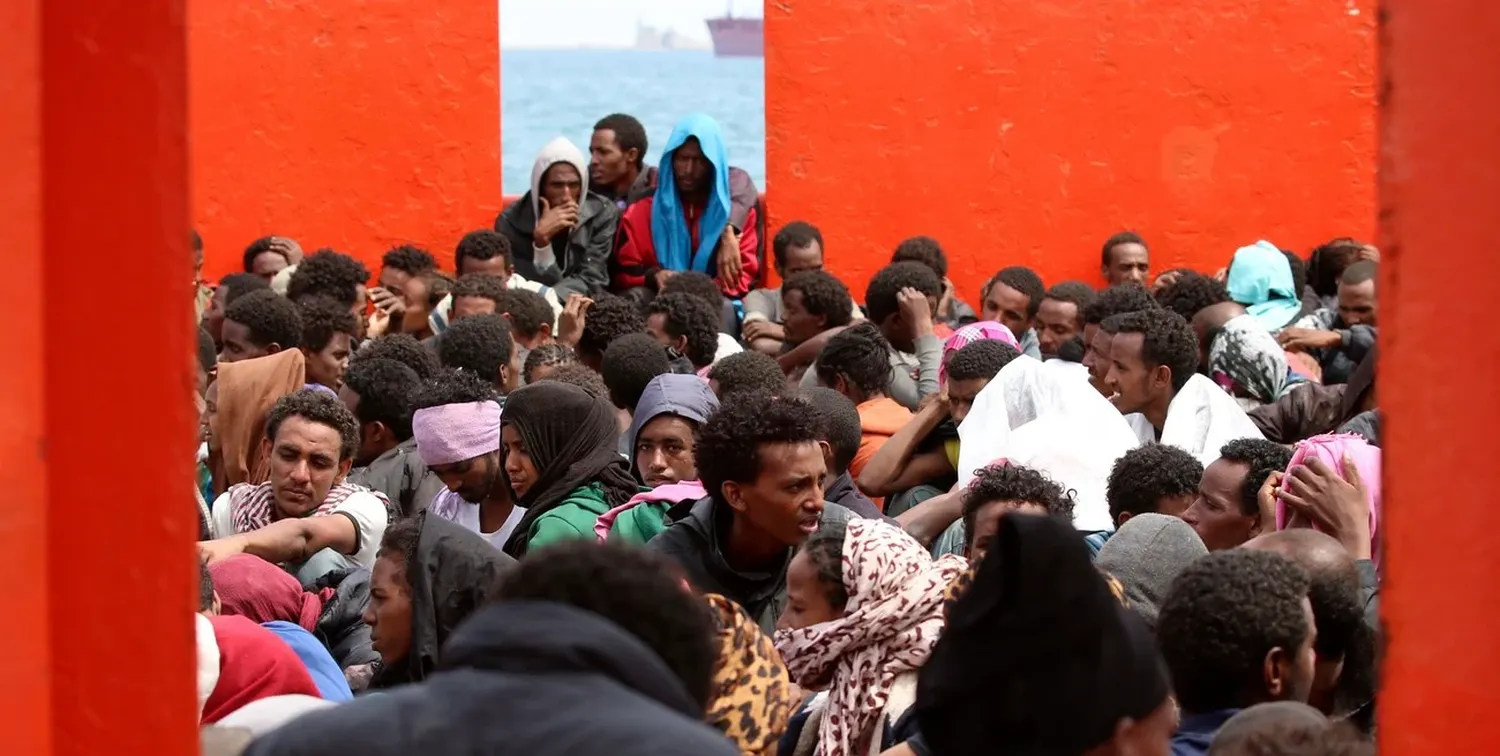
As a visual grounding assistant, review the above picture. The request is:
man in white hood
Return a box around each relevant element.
[494,137,618,300]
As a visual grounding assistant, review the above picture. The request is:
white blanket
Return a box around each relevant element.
[1160,373,1266,465]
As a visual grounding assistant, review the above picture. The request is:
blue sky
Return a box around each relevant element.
[501,0,763,48]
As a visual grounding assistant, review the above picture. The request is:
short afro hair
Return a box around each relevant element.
[1109,309,1199,392]
[296,294,360,352]
[987,267,1047,319]
[1155,271,1230,321]
[1105,443,1204,523]
[216,272,270,305]
[418,270,455,310]
[891,235,948,279]
[224,289,303,350]
[1283,251,1309,298]
[454,229,512,275]
[342,357,422,441]
[522,342,576,384]
[782,271,855,331]
[577,294,646,360]
[593,113,649,170]
[492,540,717,710]
[437,313,515,386]
[815,322,893,397]
[409,368,499,411]
[1043,281,1098,325]
[451,273,508,306]
[197,327,217,375]
[1083,282,1159,326]
[381,244,437,276]
[771,221,824,270]
[286,249,370,307]
[265,387,361,461]
[1307,237,1364,298]
[242,236,291,273]
[1217,438,1294,517]
[945,339,1021,382]
[660,271,726,311]
[961,463,1075,546]
[647,292,720,369]
[1157,550,1312,713]
[601,332,672,410]
[541,362,609,400]
[355,333,440,380]
[800,386,862,474]
[1101,231,1147,266]
[865,261,943,324]
[496,288,555,341]
[697,391,825,507]
[708,351,786,399]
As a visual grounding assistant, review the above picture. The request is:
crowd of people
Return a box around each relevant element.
[190,111,1384,756]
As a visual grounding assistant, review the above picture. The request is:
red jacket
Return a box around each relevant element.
[612,197,760,298]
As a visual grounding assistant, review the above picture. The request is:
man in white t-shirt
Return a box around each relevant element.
[200,389,391,579]
[410,371,525,549]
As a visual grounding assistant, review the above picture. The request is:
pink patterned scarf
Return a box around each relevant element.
[940,320,1019,384]
[226,481,382,535]
[774,519,967,756]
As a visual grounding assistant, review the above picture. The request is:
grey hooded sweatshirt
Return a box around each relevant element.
[495,137,619,299]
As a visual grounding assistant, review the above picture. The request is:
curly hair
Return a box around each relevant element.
[814,321,893,397]
[985,266,1047,320]
[216,272,270,305]
[593,113,649,170]
[891,235,948,279]
[1109,309,1199,392]
[771,220,824,270]
[224,289,302,350]
[381,244,437,276]
[946,339,1021,382]
[708,351,786,399]
[491,540,718,710]
[496,288,555,342]
[660,271,726,311]
[242,236,291,273]
[541,362,609,400]
[961,463,1076,546]
[1217,438,1294,516]
[286,249,370,307]
[437,313,514,386]
[1083,282,1159,327]
[408,368,499,411]
[1105,443,1204,523]
[451,273,508,306]
[454,229,512,275]
[354,333,439,380]
[696,391,825,507]
[578,294,646,360]
[782,271,855,330]
[1308,237,1364,299]
[1155,270,1230,321]
[297,294,360,352]
[1101,231,1147,266]
[1157,549,1312,713]
[798,519,851,611]
[800,386,862,474]
[601,333,672,410]
[1043,281,1097,322]
[647,292,720,369]
[342,357,422,440]
[264,387,361,461]
[865,261,942,324]
[522,342,576,384]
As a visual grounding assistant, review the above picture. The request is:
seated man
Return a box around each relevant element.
[448,273,508,322]
[742,222,835,354]
[645,292,722,375]
[814,322,913,491]
[612,113,760,298]
[495,137,617,300]
[592,111,760,229]
[495,288,557,358]
[199,389,391,582]
[1035,281,1096,361]
[1100,231,1151,286]
[890,235,978,330]
[368,245,437,333]
[1080,283,1159,397]
[979,266,1046,359]
[437,314,521,395]
[286,249,372,341]
[411,370,524,549]
[568,293,646,372]
[707,350,787,400]
[1278,260,1377,385]
[428,230,562,337]
[296,295,358,391]
[1105,442,1203,527]
[204,273,270,348]
[341,356,443,517]
[948,463,1075,562]
[800,386,886,520]
[1180,438,1293,551]
[218,289,302,365]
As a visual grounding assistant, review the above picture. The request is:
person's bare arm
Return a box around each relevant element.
[897,488,964,548]
[199,514,360,565]
[777,325,849,374]
[857,398,953,496]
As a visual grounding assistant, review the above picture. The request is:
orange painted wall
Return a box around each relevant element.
[189,0,501,280]
[766,0,1377,300]
[1379,0,1500,751]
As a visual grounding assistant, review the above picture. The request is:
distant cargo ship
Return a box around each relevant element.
[705,11,763,58]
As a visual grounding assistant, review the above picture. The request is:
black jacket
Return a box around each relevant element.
[823,471,890,522]
[308,568,378,670]
[495,192,618,299]
[245,601,739,756]
[346,438,445,517]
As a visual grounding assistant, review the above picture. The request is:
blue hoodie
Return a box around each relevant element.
[651,114,732,275]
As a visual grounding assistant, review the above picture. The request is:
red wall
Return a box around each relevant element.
[189,0,501,280]
[766,0,1377,300]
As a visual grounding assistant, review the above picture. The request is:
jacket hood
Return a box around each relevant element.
[530,136,590,220]
[627,374,720,471]
[441,600,703,719]
[652,113,732,274]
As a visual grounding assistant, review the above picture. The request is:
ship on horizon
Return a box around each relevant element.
[705,2,763,58]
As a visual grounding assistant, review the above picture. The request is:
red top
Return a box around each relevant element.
[612,196,760,297]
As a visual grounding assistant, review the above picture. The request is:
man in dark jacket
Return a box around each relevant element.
[246,542,738,756]
[340,357,443,516]
[495,136,618,299]
[1277,260,1377,385]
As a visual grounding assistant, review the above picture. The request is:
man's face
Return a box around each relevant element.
[429,451,501,504]
[589,128,635,187]
[337,385,381,466]
[1178,458,1256,550]
[364,555,413,666]
[541,162,583,207]
[352,285,370,342]
[502,339,521,393]
[967,500,1047,564]
[635,414,699,488]
[1103,242,1150,286]
[723,441,827,548]
[379,268,413,300]
[398,276,431,334]
[671,137,712,196]
[218,319,274,364]
[981,282,1032,345]
[451,295,496,322]
[249,251,288,282]
[1035,298,1082,359]
[304,332,353,390]
[267,415,351,518]
[1104,332,1162,414]
[1337,279,1376,327]
[1082,324,1113,396]
[781,289,824,345]
[644,312,684,355]
[459,254,510,279]
[947,377,992,426]
[780,242,824,276]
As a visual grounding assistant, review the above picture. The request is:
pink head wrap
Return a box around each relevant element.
[940,321,1020,383]
[412,400,503,466]
[1275,433,1382,564]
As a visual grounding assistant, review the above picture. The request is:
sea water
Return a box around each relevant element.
[502,49,766,195]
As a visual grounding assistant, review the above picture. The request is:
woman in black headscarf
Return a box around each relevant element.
[499,381,643,557]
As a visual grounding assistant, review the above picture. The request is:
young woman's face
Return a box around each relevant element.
[502,425,540,498]
[778,549,845,632]
[363,554,413,666]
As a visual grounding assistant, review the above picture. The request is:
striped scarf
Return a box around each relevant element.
[226,481,387,534]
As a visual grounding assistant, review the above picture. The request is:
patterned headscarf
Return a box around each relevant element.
[940,320,1020,384]
[704,594,796,755]
[775,519,967,756]
[1209,314,1305,405]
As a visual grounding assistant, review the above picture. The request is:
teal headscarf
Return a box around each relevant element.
[650,114,731,275]
[1226,241,1301,330]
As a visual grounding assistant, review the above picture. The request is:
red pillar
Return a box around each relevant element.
[1379,1,1500,751]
